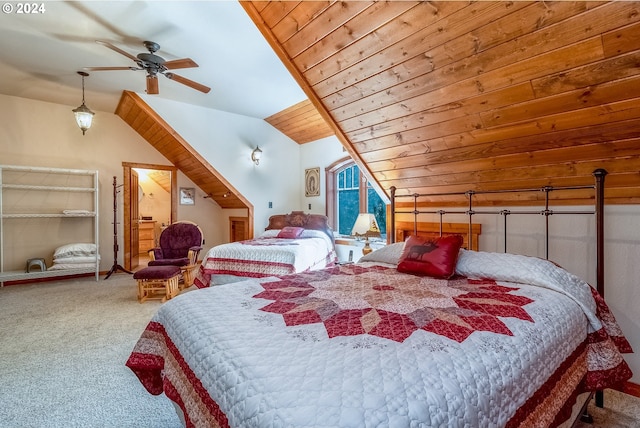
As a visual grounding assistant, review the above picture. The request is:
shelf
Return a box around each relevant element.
[3,213,96,219]
[0,267,98,284]
[0,164,96,175]
[2,184,95,192]
[0,164,100,285]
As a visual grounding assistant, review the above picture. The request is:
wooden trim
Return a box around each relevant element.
[394,221,481,251]
[122,162,178,271]
[618,381,640,398]
[325,156,354,230]
[358,171,367,214]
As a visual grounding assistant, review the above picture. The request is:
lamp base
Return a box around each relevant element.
[362,238,373,255]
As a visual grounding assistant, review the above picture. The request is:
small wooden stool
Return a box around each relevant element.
[134,265,181,303]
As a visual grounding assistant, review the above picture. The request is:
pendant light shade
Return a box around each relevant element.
[72,71,95,135]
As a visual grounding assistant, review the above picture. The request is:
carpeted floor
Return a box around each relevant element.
[0,273,183,428]
[576,389,640,428]
[0,274,638,427]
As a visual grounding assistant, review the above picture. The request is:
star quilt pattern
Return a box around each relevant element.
[255,265,535,343]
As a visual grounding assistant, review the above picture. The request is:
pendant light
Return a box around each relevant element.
[251,146,263,165]
[72,71,95,135]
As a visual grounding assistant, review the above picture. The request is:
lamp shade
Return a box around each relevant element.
[73,103,95,135]
[351,213,381,238]
[72,71,94,135]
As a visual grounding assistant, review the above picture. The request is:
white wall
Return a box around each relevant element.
[137,173,171,226]
[141,95,304,232]
[300,135,346,217]
[175,170,227,247]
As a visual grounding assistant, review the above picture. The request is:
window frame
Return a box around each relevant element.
[325,157,369,234]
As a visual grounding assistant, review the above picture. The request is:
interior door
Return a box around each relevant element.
[130,170,140,269]
[230,217,249,242]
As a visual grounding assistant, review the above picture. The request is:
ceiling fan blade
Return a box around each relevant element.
[164,58,199,70]
[84,66,139,71]
[146,75,159,95]
[164,72,211,94]
[96,40,139,62]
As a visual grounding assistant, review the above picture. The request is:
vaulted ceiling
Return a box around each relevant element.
[116,91,249,209]
[243,1,640,206]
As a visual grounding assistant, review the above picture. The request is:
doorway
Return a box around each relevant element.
[122,162,178,271]
[229,216,250,242]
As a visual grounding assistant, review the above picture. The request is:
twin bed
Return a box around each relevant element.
[127,172,633,428]
[194,211,336,288]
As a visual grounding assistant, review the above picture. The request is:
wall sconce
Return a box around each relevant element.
[251,146,263,165]
[72,71,95,135]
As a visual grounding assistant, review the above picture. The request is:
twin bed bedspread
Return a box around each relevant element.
[127,250,631,427]
[194,229,335,288]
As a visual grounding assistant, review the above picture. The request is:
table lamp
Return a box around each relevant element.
[351,213,381,255]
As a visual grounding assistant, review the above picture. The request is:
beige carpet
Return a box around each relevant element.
[0,274,638,427]
[0,273,183,427]
[577,389,640,428]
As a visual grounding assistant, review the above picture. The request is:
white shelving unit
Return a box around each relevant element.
[0,165,99,286]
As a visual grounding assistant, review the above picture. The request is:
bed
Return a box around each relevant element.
[127,171,633,427]
[193,211,336,288]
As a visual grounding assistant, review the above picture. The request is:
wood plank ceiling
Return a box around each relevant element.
[147,170,171,193]
[243,1,640,206]
[265,99,335,144]
[115,91,250,210]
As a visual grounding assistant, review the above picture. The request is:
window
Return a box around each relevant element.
[326,158,386,237]
[336,164,360,235]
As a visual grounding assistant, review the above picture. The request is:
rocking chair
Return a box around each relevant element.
[147,221,203,288]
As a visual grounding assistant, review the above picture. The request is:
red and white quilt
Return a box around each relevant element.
[194,229,336,288]
[128,250,632,428]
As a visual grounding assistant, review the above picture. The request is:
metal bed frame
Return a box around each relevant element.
[389,168,608,411]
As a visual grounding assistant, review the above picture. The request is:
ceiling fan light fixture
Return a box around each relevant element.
[90,40,211,95]
[72,71,94,135]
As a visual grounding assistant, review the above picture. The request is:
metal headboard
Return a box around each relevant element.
[389,169,607,296]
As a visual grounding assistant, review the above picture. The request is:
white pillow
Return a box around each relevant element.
[53,255,100,264]
[259,229,280,238]
[48,262,97,271]
[358,242,405,265]
[53,243,97,259]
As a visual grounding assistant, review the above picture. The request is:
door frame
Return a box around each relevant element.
[122,162,178,271]
[229,216,250,242]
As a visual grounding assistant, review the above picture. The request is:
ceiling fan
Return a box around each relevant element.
[86,40,211,95]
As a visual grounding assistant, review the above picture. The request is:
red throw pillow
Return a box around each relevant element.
[397,234,464,279]
[276,226,305,239]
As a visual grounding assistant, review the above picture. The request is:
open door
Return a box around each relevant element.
[122,162,178,271]
[130,170,140,269]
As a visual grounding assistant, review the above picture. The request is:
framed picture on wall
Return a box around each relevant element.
[305,167,320,197]
[179,187,195,205]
